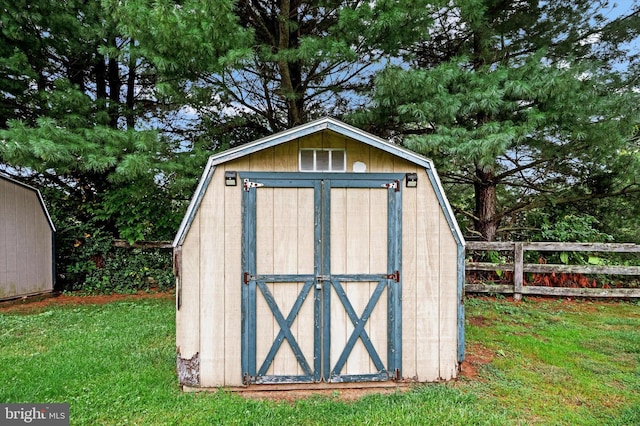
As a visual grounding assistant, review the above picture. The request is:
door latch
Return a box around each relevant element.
[315,275,329,290]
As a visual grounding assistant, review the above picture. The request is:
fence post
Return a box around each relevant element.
[514,242,524,300]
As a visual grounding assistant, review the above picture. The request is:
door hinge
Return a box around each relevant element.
[243,272,255,285]
[243,372,256,385]
[243,178,264,191]
[381,180,400,192]
[391,368,401,381]
[386,271,400,282]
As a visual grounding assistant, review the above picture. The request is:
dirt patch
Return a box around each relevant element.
[467,315,492,327]
[237,386,409,403]
[459,343,495,379]
[0,291,173,314]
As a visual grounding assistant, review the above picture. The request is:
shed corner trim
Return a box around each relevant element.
[173,160,217,247]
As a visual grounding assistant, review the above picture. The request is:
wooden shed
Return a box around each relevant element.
[0,174,56,301]
[173,117,465,390]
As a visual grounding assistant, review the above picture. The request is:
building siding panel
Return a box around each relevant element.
[0,177,54,300]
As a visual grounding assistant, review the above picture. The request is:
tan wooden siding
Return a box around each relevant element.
[0,179,53,300]
[176,213,200,361]
[178,129,460,387]
[399,163,420,380]
[254,186,316,377]
[409,168,443,381]
[199,166,227,387]
[330,186,389,375]
[223,160,246,385]
[439,211,459,380]
[0,178,18,298]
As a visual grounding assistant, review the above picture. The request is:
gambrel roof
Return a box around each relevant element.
[174,117,463,247]
[0,173,56,232]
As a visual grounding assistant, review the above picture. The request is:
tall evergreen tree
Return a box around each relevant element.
[0,0,194,241]
[364,0,640,241]
[113,0,437,143]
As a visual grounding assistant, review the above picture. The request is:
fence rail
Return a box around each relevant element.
[465,242,640,299]
[113,239,173,249]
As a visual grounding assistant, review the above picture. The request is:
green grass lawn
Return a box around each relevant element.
[1,295,638,425]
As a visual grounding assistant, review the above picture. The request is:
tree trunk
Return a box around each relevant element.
[277,0,304,127]
[126,41,136,130]
[108,38,121,129]
[474,167,499,241]
[95,54,107,100]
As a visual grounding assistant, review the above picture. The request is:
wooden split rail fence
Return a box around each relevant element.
[112,240,640,299]
[465,242,640,299]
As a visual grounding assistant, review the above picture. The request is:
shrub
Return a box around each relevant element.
[59,228,173,294]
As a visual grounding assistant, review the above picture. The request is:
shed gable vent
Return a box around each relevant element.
[299,148,345,172]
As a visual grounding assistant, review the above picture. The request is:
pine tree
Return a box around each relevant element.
[0,0,186,241]
[113,0,437,140]
[364,0,640,241]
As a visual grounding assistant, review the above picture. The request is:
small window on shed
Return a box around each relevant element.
[299,149,346,172]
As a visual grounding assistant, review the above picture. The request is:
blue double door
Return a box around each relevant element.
[241,172,403,384]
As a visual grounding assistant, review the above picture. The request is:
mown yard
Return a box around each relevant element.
[1,294,638,425]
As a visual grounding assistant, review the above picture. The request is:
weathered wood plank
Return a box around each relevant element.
[521,286,640,297]
[466,242,515,251]
[299,130,323,150]
[252,140,277,377]
[297,187,315,376]
[464,284,514,294]
[513,243,523,301]
[345,187,371,375]
[466,241,640,253]
[255,187,275,375]
[14,185,27,294]
[523,242,640,253]
[113,240,172,249]
[323,130,347,150]
[272,186,299,376]
[370,142,394,173]
[464,284,640,298]
[399,164,418,380]
[439,208,459,380]
[329,187,348,375]
[523,264,640,275]
[416,169,440,381]
[248,143,275,172]
[274,135,299,172]
[35,195,53,293]
[369,187,388,375]
[176,213,200,367]
[223,162,244,386]
[345,138,369,175]
[0,179,9,295]
[466,262,516,272]
[24,188,38,293]
[466,262,640,276]
[199,169,226,387]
